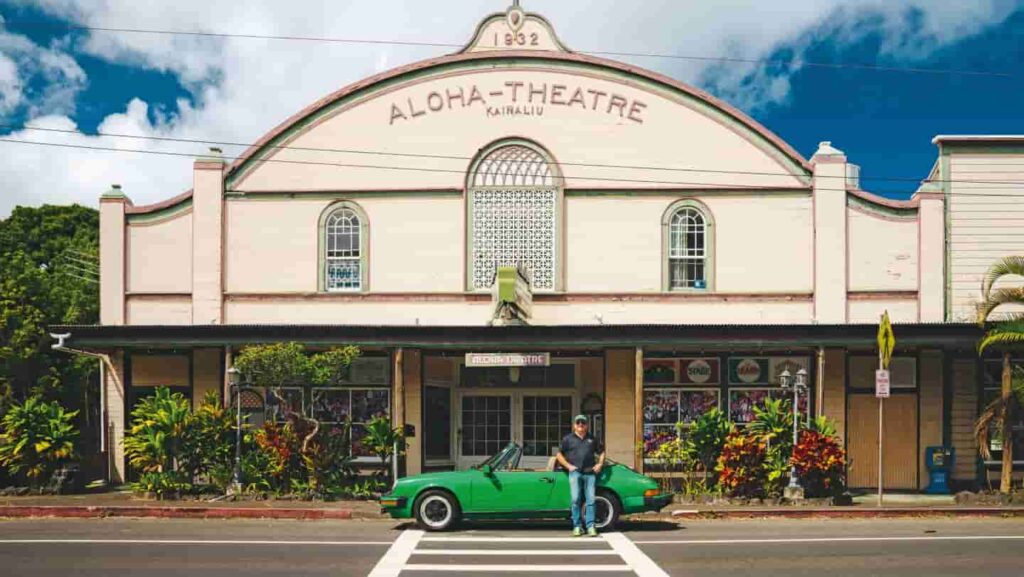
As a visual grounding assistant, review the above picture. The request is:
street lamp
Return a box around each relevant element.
[779,367,809,499]
[227,366,242,495]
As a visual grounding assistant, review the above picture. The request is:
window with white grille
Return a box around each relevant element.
[469,144,559,291]
[668,207,707,290]
[325,207,362,291]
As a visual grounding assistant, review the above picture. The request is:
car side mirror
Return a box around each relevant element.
[480,464,493,476]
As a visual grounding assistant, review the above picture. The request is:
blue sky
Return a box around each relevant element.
[0,0,1022,214]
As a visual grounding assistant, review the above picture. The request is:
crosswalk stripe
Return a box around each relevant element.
[368,529,424,577]
[402,564,633,572]
[603,532,670,577]
[420,536,595,543]
[412,549,618,555]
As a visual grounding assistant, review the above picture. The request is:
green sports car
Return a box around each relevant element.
[380,442,672,531]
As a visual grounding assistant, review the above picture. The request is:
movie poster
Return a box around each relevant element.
[679,390,720,423]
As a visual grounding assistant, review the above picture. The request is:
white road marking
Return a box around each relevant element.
[367,530,425,577]
[402,564,632,572]
[381,530,670,575]
[420,536,592,543]
[412,549,619,555]
[0,539,391,546]
[632,535,1024,545]
[603,532,670,577]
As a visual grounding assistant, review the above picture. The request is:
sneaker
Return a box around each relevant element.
[572,527,583,537]
[587,527,598,537]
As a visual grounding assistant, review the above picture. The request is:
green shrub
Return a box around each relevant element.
[363,415,405,485]
[124,387,192,498]
[182,391,236,492]
[0,396,79,488]
[687,408,734,480]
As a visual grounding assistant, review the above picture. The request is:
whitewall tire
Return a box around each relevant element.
[593,492,621,531]
[414,490,461,532]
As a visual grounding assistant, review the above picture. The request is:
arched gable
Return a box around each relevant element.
[223,50,812,194]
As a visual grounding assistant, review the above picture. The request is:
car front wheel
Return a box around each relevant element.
[594,491,621,531]
[414,490,461,532]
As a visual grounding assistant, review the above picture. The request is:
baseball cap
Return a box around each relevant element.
[573,414,589,424]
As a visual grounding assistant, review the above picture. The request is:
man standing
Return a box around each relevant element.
[556,414,605,536]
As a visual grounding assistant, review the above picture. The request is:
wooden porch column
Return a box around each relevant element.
[393,348,405,430]
[634,347,644,473]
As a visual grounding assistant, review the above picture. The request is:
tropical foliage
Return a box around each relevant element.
[715,431,768,498]
[0,396,79,488]
[975,256,1024,494]
[0,205,99,420]
[791,429,846,497]
[363,415,406,485]
[124,388,193,498]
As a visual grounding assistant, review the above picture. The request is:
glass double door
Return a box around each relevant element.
[456,392,575,470]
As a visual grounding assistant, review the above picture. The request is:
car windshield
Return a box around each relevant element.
[475,442,521,471]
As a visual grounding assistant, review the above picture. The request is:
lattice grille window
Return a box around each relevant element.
[470,144,559,291]
[325,207,362,291]
[668,207,707,290]
[472,144,555,187]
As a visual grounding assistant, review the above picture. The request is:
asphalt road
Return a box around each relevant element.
[0,516,1022,576]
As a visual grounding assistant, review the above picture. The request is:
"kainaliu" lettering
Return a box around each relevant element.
[389,80,647,125]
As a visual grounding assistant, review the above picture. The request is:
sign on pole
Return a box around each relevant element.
[875,310,896,507]
[877,311,895,371]
[875,369,891,399]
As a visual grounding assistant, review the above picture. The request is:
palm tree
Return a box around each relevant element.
[976,256,1024,494]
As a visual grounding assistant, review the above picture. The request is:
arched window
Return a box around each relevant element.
[321,203,367,292]
[665,201,712,291]
[468,141,561,292]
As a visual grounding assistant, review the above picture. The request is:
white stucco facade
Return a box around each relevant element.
[76,5,1023,489]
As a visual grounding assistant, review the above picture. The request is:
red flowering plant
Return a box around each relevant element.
[790,429,846,497]
[715,431,768,498]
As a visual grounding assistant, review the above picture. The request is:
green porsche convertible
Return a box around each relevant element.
[380,442,672,531]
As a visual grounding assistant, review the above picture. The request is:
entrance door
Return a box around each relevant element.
[424,385,453,467]
[457,394,512,470]
[847,393,919,489]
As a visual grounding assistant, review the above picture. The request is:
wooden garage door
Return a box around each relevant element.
[847,394,918,489]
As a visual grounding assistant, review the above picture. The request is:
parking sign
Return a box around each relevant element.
[875,369,891,398]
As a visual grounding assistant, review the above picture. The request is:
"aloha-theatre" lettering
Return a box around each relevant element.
[389,80,647,125]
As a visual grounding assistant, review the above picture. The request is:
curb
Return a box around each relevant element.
[670,507,1024,520]
[0,505,361,520]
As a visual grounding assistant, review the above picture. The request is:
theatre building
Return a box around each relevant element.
[54,4,1024,490]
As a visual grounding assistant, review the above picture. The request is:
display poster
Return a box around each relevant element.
[642,360,677,384]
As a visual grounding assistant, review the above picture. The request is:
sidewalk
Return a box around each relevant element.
[0,490,385,520]
[667,492,1024,519]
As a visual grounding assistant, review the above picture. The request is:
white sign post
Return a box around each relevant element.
[876,311,895,507]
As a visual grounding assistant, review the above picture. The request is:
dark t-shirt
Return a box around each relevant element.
[558,432,604,472]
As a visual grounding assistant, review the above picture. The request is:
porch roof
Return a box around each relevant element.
[50,322,985,351]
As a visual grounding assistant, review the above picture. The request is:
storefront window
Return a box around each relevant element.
[311,388,390,457]
[642,358,721,457]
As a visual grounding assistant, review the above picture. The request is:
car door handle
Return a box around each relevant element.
[540,477,554,483]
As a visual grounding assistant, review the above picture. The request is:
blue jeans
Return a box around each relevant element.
[569,470,596,529]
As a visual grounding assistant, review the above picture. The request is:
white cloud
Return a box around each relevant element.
[0,0,1018,216]
[0,25,86,120]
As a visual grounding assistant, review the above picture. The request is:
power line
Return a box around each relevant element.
[2,19,1015,79]
[3,136,1024,199]
[9,124,1024,189]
